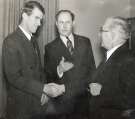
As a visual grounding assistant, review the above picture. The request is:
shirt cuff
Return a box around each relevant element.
[57,66,63,78]
[41,93,49,105]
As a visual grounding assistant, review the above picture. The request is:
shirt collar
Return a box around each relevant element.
[106,43,124,61]
[60,34,74,47]
[19,25,32,41]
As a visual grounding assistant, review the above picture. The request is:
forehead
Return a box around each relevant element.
[58,12,72,21]
[31,7,43,18]
[103,18,113,29]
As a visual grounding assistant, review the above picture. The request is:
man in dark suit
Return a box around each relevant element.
[44,10,95,119]
[2,1,65,119]
[89,17,135,119]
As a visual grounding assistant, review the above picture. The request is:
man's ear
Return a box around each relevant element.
[22,12,28,20]
[56,21,58,27]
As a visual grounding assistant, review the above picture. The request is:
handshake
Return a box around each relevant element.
[41,83,65,105]
[41,56,74,105]
[44,83,65,97]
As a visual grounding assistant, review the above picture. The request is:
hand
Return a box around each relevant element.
[41,94,49,106]
[58,57,74,74]
[89,83,102,96]
[44,83,65,98]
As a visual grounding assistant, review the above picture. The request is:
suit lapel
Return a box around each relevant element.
[71,34,81,59]
[106,42,129,64]
[55,34,81,62]
[16,28,34,54]
[16,27,41,65]
[73,34,79,50]
[16,27,30,42]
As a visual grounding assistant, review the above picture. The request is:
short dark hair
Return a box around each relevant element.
[22,1,45,16]
[55,10,75,21]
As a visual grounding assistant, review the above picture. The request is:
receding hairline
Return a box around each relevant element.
[55,10,75,21]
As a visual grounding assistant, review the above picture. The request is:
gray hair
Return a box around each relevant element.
[106,16,129,40]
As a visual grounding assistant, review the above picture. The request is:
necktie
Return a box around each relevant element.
[31,36,39,56]
[66,36,74,55]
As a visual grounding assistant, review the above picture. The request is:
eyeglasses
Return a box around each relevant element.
[99,27,109,33]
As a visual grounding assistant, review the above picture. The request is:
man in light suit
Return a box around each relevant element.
[89,17,135,119]
[44,10,95,119]
[2,1,65,119]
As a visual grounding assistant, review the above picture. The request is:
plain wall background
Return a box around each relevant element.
[0,0,4,44]
[58,0,130,66]
[131,0,135,17]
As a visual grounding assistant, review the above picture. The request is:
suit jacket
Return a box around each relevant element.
[44,34,95,115]
[2,28,45,119]
[90,42,135,119]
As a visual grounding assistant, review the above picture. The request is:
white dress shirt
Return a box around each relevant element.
[60,34,74,48]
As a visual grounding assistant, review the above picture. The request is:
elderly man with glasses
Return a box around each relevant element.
[89,17,135,119]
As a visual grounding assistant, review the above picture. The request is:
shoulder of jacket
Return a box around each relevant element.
[74,34,90,40]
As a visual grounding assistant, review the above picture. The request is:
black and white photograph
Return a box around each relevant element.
[0,0,135,119]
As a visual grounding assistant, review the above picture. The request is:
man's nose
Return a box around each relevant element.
[37,20,41,26]
[63,23,67,28]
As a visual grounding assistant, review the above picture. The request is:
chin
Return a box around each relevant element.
[61,34,67,36]
[61,32,69,36]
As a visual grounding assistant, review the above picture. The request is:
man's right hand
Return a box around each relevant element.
[43,83,65,98]
[57,57,74,74]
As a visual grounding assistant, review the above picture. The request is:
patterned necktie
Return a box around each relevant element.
[66,36,74,55]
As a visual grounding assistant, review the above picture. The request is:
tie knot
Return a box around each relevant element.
[66,36,70,41]
[66,37,71,44]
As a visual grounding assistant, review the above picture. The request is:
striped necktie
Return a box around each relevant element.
[66,36,74,55]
